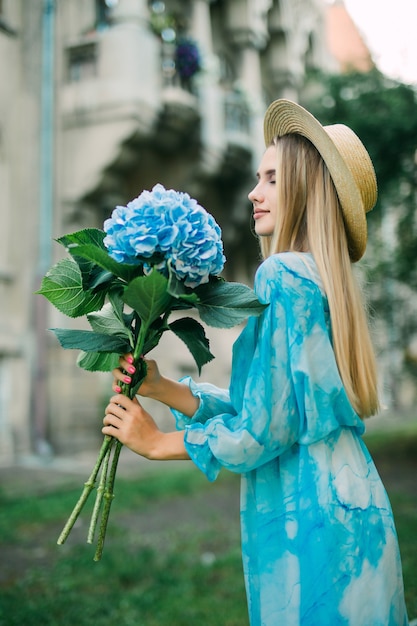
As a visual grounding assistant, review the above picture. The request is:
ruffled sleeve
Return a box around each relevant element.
[171,378,235,430]
[177,254,362,481]
[180,256,301,480]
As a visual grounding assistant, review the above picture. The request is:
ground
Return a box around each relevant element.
[0,427,416,616]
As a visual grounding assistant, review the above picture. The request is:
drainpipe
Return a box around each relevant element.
[32,0,55,457]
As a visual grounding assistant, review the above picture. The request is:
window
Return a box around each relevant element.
[67,42,97,82]
[95,0,118,29]
[224,89,250,134]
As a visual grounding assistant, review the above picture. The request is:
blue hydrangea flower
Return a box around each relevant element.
[103,184,225,287]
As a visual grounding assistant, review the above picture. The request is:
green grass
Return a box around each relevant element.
[0,544,247,626]
[0,469,248,626]
[0,428,416,625]
[0,469,205,544]
[363,421,417,458]
[364,426,417,620]
[390,492,417,619]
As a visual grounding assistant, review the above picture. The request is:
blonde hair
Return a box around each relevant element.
[260,134,379,418]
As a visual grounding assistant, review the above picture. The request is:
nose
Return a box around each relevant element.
[248,182,263,203]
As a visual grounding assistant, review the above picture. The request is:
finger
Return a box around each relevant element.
[108,394,141,411]
[109,393,129,407]
[120,353,135,372]
[103,413,121,429]
[112,380,122,393]
[102,422,121,439]
[112,366,135,384]
[104,403,125,421]
[112,367,126,383]
[112,372,133,393]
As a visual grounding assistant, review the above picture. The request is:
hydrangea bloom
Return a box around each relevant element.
[103,184,225,287]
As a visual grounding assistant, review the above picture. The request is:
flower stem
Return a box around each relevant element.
[57,318,150,557]
[92,355,148,559]
[94,439,123,561]
[87,438,114,544]
[57,435,113,545]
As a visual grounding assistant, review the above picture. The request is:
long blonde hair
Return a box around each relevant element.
[260,134,379,418]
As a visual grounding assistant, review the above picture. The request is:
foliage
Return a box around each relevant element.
[175,38,202,80]
[305,69,417,291]
[305,70,417,390]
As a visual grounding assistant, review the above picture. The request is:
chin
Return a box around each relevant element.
[255,225,274,237]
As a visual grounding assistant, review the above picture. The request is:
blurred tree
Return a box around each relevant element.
[304,69,417,403]
[305,69,417,290]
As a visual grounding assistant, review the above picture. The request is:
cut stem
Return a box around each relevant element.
[57,435,113,545]
[57,317,150,557]
[94,439,123,561]
[87,438,114,544]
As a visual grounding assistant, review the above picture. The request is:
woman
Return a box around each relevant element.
[103,100,408,625]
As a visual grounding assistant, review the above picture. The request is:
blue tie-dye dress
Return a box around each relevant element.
[171,252,408,626]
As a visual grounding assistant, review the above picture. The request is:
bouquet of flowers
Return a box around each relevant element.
[37,184,265,560]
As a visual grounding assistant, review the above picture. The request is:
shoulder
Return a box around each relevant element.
[254,253,320,303]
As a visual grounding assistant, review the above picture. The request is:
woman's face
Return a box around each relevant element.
[248,145,277,237]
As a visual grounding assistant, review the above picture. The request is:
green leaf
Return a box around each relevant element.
[87,303,133,345]
[57,228,118,290]
[72,245,140,282]
[123,271,174,324]
[167,265,200,304]
[77,350,121,372]
[51,328,131,353]
[142,319,167,355]
[36,258,105,317]
[195,281,267,328]
[58,230,110,290]
[57,228,107,250]
[130,359,149,397]
[169,317,214,374]
[89,269,114,291]
[58,229,141,283]
[108,288,125,322]
[108,287,137,329]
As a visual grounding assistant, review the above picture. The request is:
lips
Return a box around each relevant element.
[253,210,269,219]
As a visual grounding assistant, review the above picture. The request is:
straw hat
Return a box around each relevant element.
[263,99,377,261]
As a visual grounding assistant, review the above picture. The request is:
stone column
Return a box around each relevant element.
[190,0,225,175]
[98,0,161,118]
[265,0,323,101]
[225,0,272,163]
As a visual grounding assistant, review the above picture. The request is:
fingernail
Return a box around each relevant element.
[124,376,131,384]
[127,366,135,374]
[127,356,134,364]
[115,385,121,393]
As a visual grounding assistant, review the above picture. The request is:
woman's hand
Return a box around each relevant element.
[102,394,189,461]
[103,394,161,458]
[112,355,162,398]
[112,353,200,417]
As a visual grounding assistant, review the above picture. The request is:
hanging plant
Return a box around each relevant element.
[175,37,202,80]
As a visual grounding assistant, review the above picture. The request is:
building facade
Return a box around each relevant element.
[0,0,331,463]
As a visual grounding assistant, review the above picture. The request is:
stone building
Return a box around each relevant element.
[0,0,332,463]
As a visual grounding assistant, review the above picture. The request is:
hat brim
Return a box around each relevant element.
[263,99,371,261]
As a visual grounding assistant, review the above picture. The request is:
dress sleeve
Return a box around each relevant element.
[182,258,301,481]
[171,378,235,430]
[180,255,362,481]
